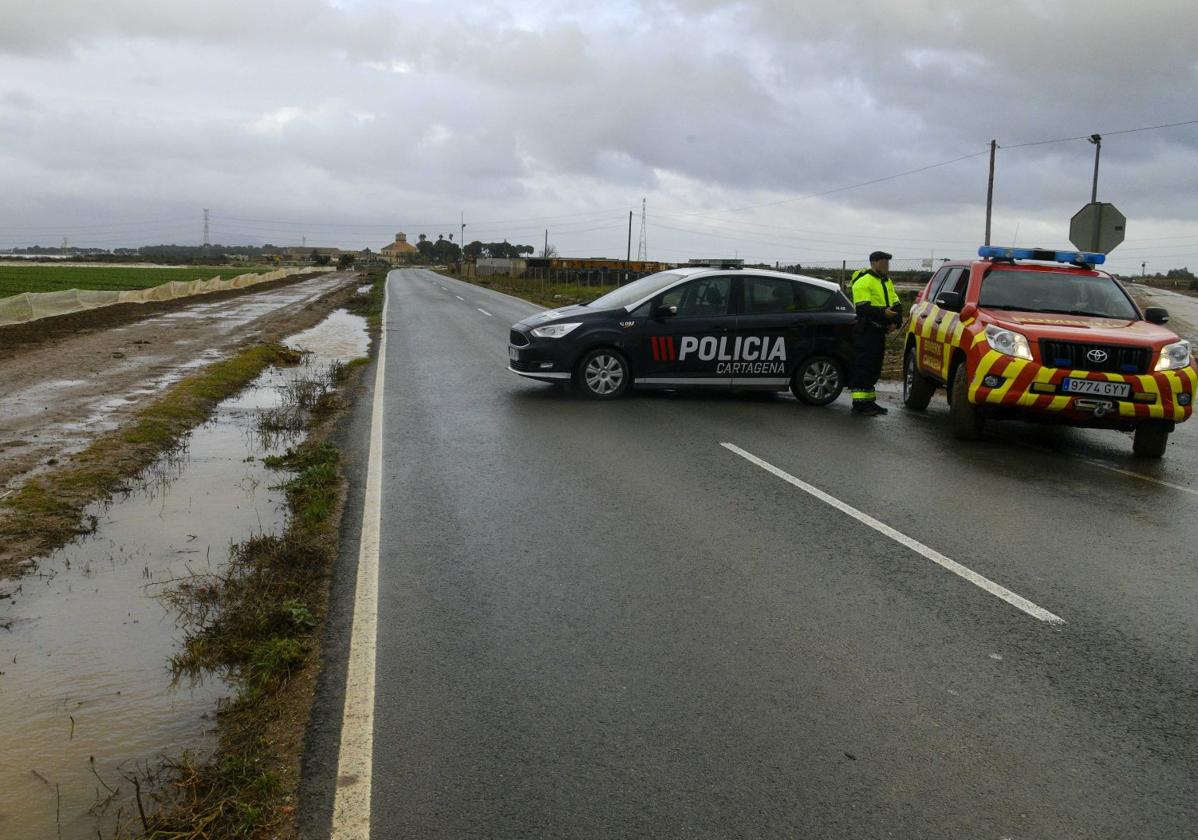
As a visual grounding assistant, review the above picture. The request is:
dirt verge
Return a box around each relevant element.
[0,271,318,353]
[116,268,387,838]
[0,272,364,580]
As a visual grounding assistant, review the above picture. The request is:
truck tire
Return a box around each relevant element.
[1133,422,1169,458]
[949,362,983,440]
[902,347,936,411]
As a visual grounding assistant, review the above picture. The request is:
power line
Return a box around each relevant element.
[1002,118,1198,149]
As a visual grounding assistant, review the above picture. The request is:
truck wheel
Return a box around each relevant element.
[1133,422,1170,458]
[902,347,936,411]
[949,363,983,440]
[574,348,630,400]
[791,355,844,406]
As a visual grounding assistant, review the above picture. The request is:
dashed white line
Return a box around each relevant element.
[721,442,1065,626]
[455,295,465,301]
[330,278,388,838]
[477,308,493,317]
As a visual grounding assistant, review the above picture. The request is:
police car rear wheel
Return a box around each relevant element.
[949,363,984,439]
[1132,422,1169,458]
[902,347,935,411]
[791,355,843,406]
[575,348,629,400]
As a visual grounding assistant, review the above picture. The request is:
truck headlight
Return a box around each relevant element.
[530,322,582,339]
[1155,340,1192,371]
[984,325,1033,361]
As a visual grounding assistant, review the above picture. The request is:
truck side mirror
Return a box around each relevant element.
[935,291,963,311]
[1144,306,1169,324]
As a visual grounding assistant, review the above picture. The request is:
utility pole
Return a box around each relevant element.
[1088,134,1102,203]
[625,210,633,286]
[984,140,996,246]
[544,229,548,258]
[636,198,647,261]
[203,208,210,247]
[460,212,465,253]
[1142,261,1146,277]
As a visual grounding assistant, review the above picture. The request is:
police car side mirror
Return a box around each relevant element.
[1144,306,1169,325]
[654,304,678,319]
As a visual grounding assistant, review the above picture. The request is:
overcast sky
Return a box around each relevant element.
[0,0,1195,272]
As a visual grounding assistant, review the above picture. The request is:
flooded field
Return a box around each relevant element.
[0,309,368,838]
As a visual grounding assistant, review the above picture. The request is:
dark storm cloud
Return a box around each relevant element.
[0,0,1194,271]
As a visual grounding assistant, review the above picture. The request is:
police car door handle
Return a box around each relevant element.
[711,324,730,333]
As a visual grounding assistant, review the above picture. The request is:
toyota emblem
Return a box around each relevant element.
[1087,348,1109,364]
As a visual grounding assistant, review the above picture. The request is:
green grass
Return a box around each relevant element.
[0,264,274,298]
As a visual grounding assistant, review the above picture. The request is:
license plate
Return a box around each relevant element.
[508,347,519,361]
[1062,378,1131,398]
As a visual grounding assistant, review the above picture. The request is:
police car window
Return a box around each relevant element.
[661,276,731,318]
[796,283,836,311]
[743,276,801,314]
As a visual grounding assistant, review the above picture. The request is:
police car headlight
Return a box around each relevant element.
[530,322,582,339]
[984,325,1033,361]
[1155,340,1192,371]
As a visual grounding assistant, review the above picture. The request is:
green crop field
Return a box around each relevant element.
[0,265,274,298]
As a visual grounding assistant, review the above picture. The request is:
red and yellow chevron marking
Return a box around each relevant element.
[963,351,1197,421]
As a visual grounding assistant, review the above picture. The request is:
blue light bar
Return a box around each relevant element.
[978,246,1105,265]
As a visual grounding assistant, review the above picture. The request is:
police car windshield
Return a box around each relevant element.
[978,269,1138,320]
[587,271,688,311]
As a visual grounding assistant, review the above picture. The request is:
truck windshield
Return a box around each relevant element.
[978,269,1138,320]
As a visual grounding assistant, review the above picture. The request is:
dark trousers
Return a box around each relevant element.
[850,327,886,402]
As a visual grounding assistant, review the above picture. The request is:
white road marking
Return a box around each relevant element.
[1076,457,1198,497]
[440,286,448,290]
[477,308,493,317]
[721,442,1065,626]
[455,295,465,301]
[331,278,388,838]
[999,434,1198,498]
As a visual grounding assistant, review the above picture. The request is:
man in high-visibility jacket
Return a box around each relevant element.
[849,250,901,416]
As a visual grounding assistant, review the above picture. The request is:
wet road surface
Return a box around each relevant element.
[327,269,1198,838]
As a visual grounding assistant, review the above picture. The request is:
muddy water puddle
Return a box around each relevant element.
[0,309,368,838]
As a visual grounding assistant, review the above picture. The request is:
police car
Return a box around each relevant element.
[903,246,1196,457]
[508,266,856,403]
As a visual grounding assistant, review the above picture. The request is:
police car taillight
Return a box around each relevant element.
[978,245,1105,266]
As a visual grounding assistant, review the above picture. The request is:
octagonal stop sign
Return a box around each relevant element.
[1070,202,1126,254]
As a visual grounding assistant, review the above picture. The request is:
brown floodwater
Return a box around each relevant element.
[0,309,368,838]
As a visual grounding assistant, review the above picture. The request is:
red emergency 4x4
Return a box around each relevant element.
[902,247,1196,457]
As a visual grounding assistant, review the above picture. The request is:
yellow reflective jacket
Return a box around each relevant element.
[851,269,899,329]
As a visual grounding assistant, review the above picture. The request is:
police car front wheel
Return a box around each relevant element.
[791,355,844,406]
[575,348,630,400]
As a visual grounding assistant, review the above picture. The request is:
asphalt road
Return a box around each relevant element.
[323,268,1198,838]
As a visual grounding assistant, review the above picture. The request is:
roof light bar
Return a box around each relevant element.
[978,246,1105,266]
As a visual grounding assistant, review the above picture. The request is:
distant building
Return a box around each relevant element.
[381,232,418,264]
